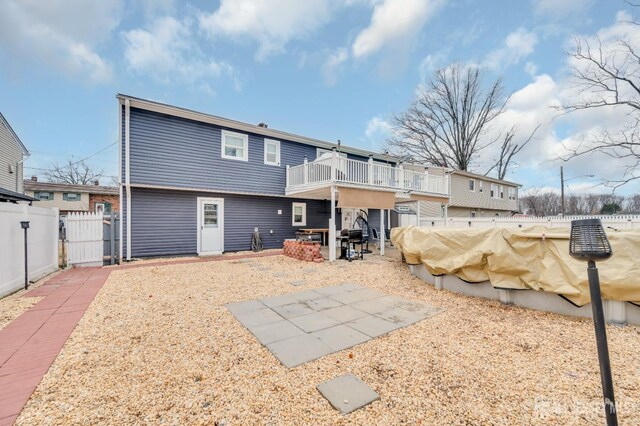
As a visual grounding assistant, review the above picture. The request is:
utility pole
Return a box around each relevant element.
[560,166,565,217]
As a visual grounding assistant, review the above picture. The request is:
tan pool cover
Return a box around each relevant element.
[391,225,640,306]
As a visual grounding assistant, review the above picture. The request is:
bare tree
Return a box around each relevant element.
[561,11,640,189]
[44,160,103,185]
[388,63,536,178]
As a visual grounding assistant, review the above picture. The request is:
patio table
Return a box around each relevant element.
[298,228,330,246]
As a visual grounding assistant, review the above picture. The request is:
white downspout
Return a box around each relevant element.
[125,99,132,261]
[118,101,124,262]
[379,208,385,256]
[16,156,28,193]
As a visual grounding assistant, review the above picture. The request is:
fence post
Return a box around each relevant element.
[110,211,116,265]
[368,155,374,185]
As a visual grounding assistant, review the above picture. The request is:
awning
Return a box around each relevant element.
[409,193,448,203]
[337,187,396,209]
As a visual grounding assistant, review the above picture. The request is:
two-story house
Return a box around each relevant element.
[0,112,35,203]
[415,169,520,218]
[118,94,450,261]
[24,177,119,215]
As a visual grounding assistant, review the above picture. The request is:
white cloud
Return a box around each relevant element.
[123,17,238,90]
[0,0,121,82]
[483,28,538,71]
[199,0,335,61]
[352,0,442,58]
[321,48,349,86]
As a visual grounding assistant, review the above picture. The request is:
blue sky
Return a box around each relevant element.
[0,0,638,194]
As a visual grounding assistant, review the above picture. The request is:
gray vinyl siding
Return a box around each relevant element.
[128,187,334,257]
[0,119,24,193]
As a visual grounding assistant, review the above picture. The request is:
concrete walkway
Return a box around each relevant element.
[0,250,283,426]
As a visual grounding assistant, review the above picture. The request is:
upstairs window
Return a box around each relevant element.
[508,187,516,200]
[221,130,248,161]
[292,202,306,226]
[490,184,498,199]
[34,191,53,200]
[264,139,281,166]
[499,185,504,199]
[63,192,81,201]
[478,181,483,192]
[469,179,475,191]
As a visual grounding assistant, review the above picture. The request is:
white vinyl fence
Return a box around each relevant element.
[66,212,104,267]
[417,215,640,229]
[0,203,59,298]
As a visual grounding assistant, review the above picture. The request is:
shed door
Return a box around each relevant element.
[198,198,224,254]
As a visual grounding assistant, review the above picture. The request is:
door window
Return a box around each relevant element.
[204,204,218,227]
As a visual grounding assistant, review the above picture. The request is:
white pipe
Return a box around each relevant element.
[329,185,336,262]
[380,208,385,256]
[15,157,27,193]
[118,101,124,262]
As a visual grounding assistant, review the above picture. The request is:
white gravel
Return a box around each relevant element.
[15,255,640,425]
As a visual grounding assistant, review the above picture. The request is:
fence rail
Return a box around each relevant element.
[417,215,640,229]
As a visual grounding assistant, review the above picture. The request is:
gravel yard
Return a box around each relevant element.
[15,255,640,425]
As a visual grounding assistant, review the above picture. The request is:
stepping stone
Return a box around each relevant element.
[248,319,305,345]
[317,374,380,414]
[289,312,341,333]
[311,324,370,352]
[266,334,333,368]
[238,259,254,263]
[289,280,306,287]
[272,272,287,278]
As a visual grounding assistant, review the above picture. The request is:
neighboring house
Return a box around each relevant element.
[118,94,451,260]
[0,112,29,195]
[24,178,119,215]
[416,169,520,218]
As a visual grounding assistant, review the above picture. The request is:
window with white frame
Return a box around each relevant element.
[264,139,280,166]
[490,184,498,199]
[221,130,248,161]
[469,179,475,191]
[478,181,483,192]
[499,185,504,199]
[292,202,306,226]
[508,187,516,200]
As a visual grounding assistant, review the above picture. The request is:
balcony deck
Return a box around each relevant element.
[285,155,449,200]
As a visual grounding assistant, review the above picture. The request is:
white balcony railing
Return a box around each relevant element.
[286,154,449,197]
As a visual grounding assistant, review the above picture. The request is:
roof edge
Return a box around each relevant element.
[0,112,29,156]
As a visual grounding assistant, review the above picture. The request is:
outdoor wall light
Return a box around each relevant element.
[569,218,617,426]
[20,221,30,290]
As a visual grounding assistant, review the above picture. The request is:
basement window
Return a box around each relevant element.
[292,202,306,226]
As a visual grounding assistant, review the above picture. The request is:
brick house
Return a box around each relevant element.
[24,178,119,215]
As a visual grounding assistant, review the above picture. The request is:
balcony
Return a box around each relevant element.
[285,154,450,199]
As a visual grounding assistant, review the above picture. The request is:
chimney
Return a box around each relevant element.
[258,122,268,128]
[31,176,37,182]
[94,180,99,186]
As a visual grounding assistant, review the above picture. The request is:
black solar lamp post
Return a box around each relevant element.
[20,221,30,290]
[569,219,617,426]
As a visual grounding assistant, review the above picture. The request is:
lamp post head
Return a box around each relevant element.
[569,219,612,261]
[20,221,30,230]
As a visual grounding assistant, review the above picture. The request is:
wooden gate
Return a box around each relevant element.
[66,212,104,267]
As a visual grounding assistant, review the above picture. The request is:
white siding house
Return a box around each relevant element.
[0,113,29,194]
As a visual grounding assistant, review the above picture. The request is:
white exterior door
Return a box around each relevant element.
[198,198,224,255]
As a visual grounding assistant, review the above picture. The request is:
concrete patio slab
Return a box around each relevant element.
[289,312,341,333]
[346,315,402,338]
[322,305,369,323]
[266,334,333,368]
[226,284,443,368]
[317,374,380,414]
[311,325,370,352]
[249,320,305,345]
